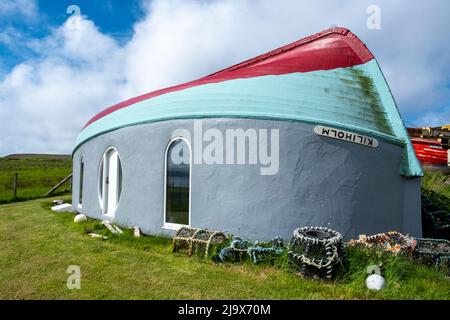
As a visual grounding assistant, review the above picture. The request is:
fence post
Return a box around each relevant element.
[13,173,18,200]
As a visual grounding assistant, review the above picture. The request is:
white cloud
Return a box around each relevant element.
[0,0,449,156]
[0,17,125,154]
[0,1,40,62]
[0,0,38,20]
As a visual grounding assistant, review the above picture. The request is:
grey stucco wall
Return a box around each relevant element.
[72,118,422,241]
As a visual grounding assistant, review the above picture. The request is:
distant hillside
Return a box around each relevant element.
[3,154,71,160]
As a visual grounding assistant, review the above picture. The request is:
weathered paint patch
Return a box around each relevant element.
[348,67,394,136]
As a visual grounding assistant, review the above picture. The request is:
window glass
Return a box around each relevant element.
[79,158,84,205]
[165,139,190,225]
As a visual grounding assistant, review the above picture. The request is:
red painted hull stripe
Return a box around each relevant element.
[83,28,374,129]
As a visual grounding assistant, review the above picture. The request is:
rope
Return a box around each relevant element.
[219,236,286,264]
[290,245,338,269]
[348,231,415,255]
[288,226,346,280]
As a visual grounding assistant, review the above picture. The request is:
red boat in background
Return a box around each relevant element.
[411,138,448,166]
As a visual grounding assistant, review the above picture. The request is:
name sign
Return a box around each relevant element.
[314,125,379,148]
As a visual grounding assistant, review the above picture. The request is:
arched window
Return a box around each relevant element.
[164,138,191,229]
[98,147,122,217]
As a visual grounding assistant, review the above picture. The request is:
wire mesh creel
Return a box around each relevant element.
[412,238,450,270]
[172,226,227,258]
[289,226,347,280]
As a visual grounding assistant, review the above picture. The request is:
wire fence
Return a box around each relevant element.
[0,173,72,203]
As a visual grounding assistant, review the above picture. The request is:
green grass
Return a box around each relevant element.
[0,198,449,300]
[0,154,72,203]
[422,170,450,212]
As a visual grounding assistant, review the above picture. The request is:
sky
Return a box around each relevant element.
[0,0,449,156]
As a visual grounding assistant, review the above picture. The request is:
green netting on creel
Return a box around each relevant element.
[219,236,286,264]
[289,226,347,280]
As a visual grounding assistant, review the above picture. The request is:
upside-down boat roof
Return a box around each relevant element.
[75,27,422,177]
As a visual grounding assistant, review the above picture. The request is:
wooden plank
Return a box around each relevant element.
[45,174,72,196]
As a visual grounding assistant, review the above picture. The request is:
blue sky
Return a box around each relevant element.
[34,0,143,42]
[0,0,449,155]
[0,0,142,73]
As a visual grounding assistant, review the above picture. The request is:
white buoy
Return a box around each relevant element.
[366,274,385,291]
[74,214,87,223]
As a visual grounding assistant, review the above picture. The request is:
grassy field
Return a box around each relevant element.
[0,154,72,203]
[0,197,449,300]
[0,155,449,299]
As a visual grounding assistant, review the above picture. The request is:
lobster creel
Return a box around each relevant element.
[172,226,227,258]
[289,226,347,280]
[412,238,450,271]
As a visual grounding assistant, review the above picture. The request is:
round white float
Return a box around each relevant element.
[74,213,87,223]
[366,274,385,291]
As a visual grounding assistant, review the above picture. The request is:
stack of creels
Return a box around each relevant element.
[172,226,227,258]
[289,226,346,280]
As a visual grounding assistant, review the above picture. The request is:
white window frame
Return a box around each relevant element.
[98,147,122,218]
[163,137,192,230]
